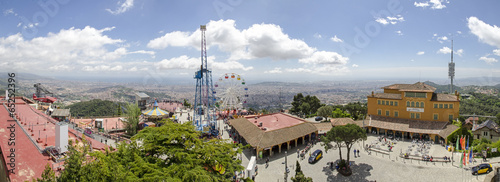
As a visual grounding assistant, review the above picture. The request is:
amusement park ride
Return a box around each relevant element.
[214,73,248,111]
[193,25,218,135]
[33,83,57,103]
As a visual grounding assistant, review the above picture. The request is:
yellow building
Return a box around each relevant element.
[365,82,459,143]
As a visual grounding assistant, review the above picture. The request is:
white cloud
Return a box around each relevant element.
[285,68,312,73]
[110,65,123,71]
[154,55,253,71]
[414,0,448,9]
[265,67,283,74]
[0,26,152,73]
[429,0,448,9]
[128,67,138,72]
[457,31,462,34]
[395,30,403,36]
[437,47,451,54]
[16,22,21,27]
[49,65,73,71]
[494,49,500,56]
[438,36,448,41]
[375,15,404,25]
[3,9,14,16]
[467,16,500,48]
[330,35,343,43]
[414,2,429,7]
[433,33,438,37]
[479,56,498,64]
[148,19,349,75]
[352,64,359,68]
[375,18,389,25]
[437,47,464,56]
[106,0,134,15]
[417,51,425,55]
[313,33,322,39]
[298,51,348,65]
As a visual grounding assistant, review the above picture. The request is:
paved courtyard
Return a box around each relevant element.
[172,111,497,181]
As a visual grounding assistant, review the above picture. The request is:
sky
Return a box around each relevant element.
[0,0,499,85]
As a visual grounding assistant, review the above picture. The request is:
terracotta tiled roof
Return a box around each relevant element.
[313,122,332,134]
[331,118,355,126]
[229,113,317,149]
[464,117,479,125]
[368,115,450,136]
[438,124,460,138]
[431,93,459,102]
[370,93,402,99]
[382,82,436,92]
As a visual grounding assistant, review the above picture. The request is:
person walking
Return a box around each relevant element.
[354,149,357,158]
[357,149,360,157]
[266,157,269,168]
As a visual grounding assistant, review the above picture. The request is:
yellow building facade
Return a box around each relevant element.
[365,82,459,143]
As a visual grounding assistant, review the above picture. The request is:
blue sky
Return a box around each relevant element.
[0,0,499,84]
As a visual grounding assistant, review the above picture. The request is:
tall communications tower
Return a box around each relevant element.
[449,40,455,93]
[193,25,217,134]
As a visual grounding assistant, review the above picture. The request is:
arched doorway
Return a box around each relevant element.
[281,143,288,152]
[371,127,378,134]
[379,129,386,135]
[422,134,430,141]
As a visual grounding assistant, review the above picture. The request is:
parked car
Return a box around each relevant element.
[472,163,492,175]
[308,149,323,164]
[315,116,323,121]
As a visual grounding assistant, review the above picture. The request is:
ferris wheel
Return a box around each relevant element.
[214,73,248,110]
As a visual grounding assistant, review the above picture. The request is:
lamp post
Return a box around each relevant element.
[284,151,288,182]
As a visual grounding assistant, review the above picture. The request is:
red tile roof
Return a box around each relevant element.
[330,118,355,126]
[382,82,436,92]
[0,98,110,181]
[431,93,459,102]
[0,102,52,182]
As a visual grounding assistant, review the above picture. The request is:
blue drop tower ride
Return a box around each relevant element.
[193,25,218,136]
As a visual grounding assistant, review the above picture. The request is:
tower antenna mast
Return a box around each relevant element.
[449,39,455,94]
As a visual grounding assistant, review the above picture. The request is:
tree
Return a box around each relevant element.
[291,160,312,182]
[290,93,323,117]
[497,113,500,124]
[116,103,122,116]
[54,122,244,181]
[183,99,191,108]
[332,108,350,118]
[35,163,56,182]
[321,124,367,164]
[124,103,141,136]
[291,93,304,114]
[317,106,333,122]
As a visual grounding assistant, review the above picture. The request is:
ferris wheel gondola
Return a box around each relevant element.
[214,73,248,110]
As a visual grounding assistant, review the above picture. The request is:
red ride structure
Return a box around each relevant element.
[33,83,57,103]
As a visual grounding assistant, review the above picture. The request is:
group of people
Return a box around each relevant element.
[353,149,361,157]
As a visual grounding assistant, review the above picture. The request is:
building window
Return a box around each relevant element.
[411,102,415,107]
[416,113,420,119]
[405,92,427,98]
[444,104,448,109]
[378,109,382,115]
[378,100,381,105]
[411,113,415,119]
[433,114,438,120]
[439,104,443,108]
[395,111,399,117]
[449,104,453,109]
[382,100,385,105]
[390,101,393,106]
[395,101,398,106]
[386,110,390,116]
[483,131,488,136]
[449,114,453,121]
[407,101,410,107]
[416,102,420,108]
[434,104,438,108]
[420,102,424,108]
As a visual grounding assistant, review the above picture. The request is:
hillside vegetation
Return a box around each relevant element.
[66,99,125,117]
[460,92,500,121]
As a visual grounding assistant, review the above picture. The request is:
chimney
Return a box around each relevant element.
[371,91,374,97]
